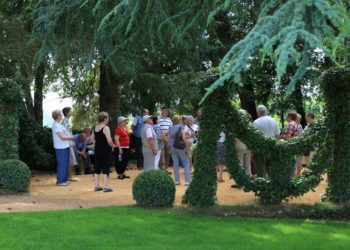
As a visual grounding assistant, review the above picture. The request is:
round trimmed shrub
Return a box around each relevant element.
[132,170,175,207]
[0,159,31,193]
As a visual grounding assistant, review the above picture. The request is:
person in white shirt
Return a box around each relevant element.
[253,105,280,178]
[159,106,172,173]
[51,110,74,186]
[217,131,226,182]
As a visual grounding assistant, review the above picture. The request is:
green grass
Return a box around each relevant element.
[0,206,350,250]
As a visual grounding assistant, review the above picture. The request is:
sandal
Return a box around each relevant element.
[103,187,113,192]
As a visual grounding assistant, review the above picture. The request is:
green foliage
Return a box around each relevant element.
[185,87,330,206]
[323,68,350,203]
[132,170,175,207]
[0,78,21,160]
[0,159,31,193]
[203,0,350,102]
[19,115,55,171]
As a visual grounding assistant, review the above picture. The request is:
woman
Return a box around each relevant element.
[141,115,158,171]
[152,116,163,169]
[184,115,198,170]
[92,112,114,192]
[51,110,74,186]
[167,115,191,186]
[114,116,131,180]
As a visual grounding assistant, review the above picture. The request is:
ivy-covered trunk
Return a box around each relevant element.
[0,79,20,160]
[323,68,350,203]
[183,89,228,207]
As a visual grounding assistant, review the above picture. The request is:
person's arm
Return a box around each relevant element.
[103,126,114,149]
[146,127,157,155]
[281,124,292,140]
[162,130,168,142]
[56,132,73,141]
[114,134,122,154]
[131,117,138,132]
[181,130,190,154]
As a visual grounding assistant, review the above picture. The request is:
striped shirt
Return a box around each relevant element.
[159,116,172,131]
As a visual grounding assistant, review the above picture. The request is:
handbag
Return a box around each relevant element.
[173,126,186,150]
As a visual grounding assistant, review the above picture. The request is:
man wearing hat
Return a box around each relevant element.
[141,115,158,170]
[159,105,172,173]
[114,116,131,179]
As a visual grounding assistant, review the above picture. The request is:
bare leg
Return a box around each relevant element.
[216,164,224,182]
[94,174,100,188]
[103,174,109,187]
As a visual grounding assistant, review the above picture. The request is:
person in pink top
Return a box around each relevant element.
[281,112,300,176]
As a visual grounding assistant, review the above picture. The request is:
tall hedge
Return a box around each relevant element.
[0,79,21,160]
[323,68,350,203]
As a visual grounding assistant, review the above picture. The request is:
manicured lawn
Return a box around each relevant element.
[0,206,349,250]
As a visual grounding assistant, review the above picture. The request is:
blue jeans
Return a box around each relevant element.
[170,148,191,184]
[55,148,69,184]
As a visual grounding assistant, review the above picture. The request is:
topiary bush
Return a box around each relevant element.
[0,159,31,193]
[132,170,175,207]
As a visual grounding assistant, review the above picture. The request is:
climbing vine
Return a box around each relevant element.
[184,84,333,206]
[0,78,21,160]
[323,68,350,203]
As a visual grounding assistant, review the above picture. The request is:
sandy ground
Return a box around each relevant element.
[0,166,326,213]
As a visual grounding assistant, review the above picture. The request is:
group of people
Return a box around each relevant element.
[51,106,201,192]
[220,105,315,184]
[51,104,315,192]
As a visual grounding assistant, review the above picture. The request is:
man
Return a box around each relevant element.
[61,107,78,181]
[303,112,316,166]
[159,105,172,174]
[253,105,280,178]
[305,112,315,129]
[132,108,149,170]
[73,132,88,175]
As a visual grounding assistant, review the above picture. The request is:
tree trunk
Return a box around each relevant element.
[98,62,121,131]
[238,83,257,120]
[291,82,306,127]
[34,63,45,125]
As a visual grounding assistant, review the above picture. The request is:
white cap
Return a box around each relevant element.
[142,115,152,123]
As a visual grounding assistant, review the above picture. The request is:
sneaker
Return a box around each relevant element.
[175,182,180,185]
[68,178,78,182]
[94,187,103,191]
[123,175,130,179]
[103,187,113,192]
[56,182,69,186]
[185,182,190,186]
[117,175,124,180]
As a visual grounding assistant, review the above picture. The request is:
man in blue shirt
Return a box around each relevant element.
[73,132,88,175]
[132,108,149,170]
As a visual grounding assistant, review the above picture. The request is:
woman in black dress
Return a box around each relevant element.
[92,112,114,192]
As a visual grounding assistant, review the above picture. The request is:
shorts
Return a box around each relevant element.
[217,142,225,165]
[94,153,112,175]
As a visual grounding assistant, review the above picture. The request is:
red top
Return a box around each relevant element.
[114,126,130,147]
